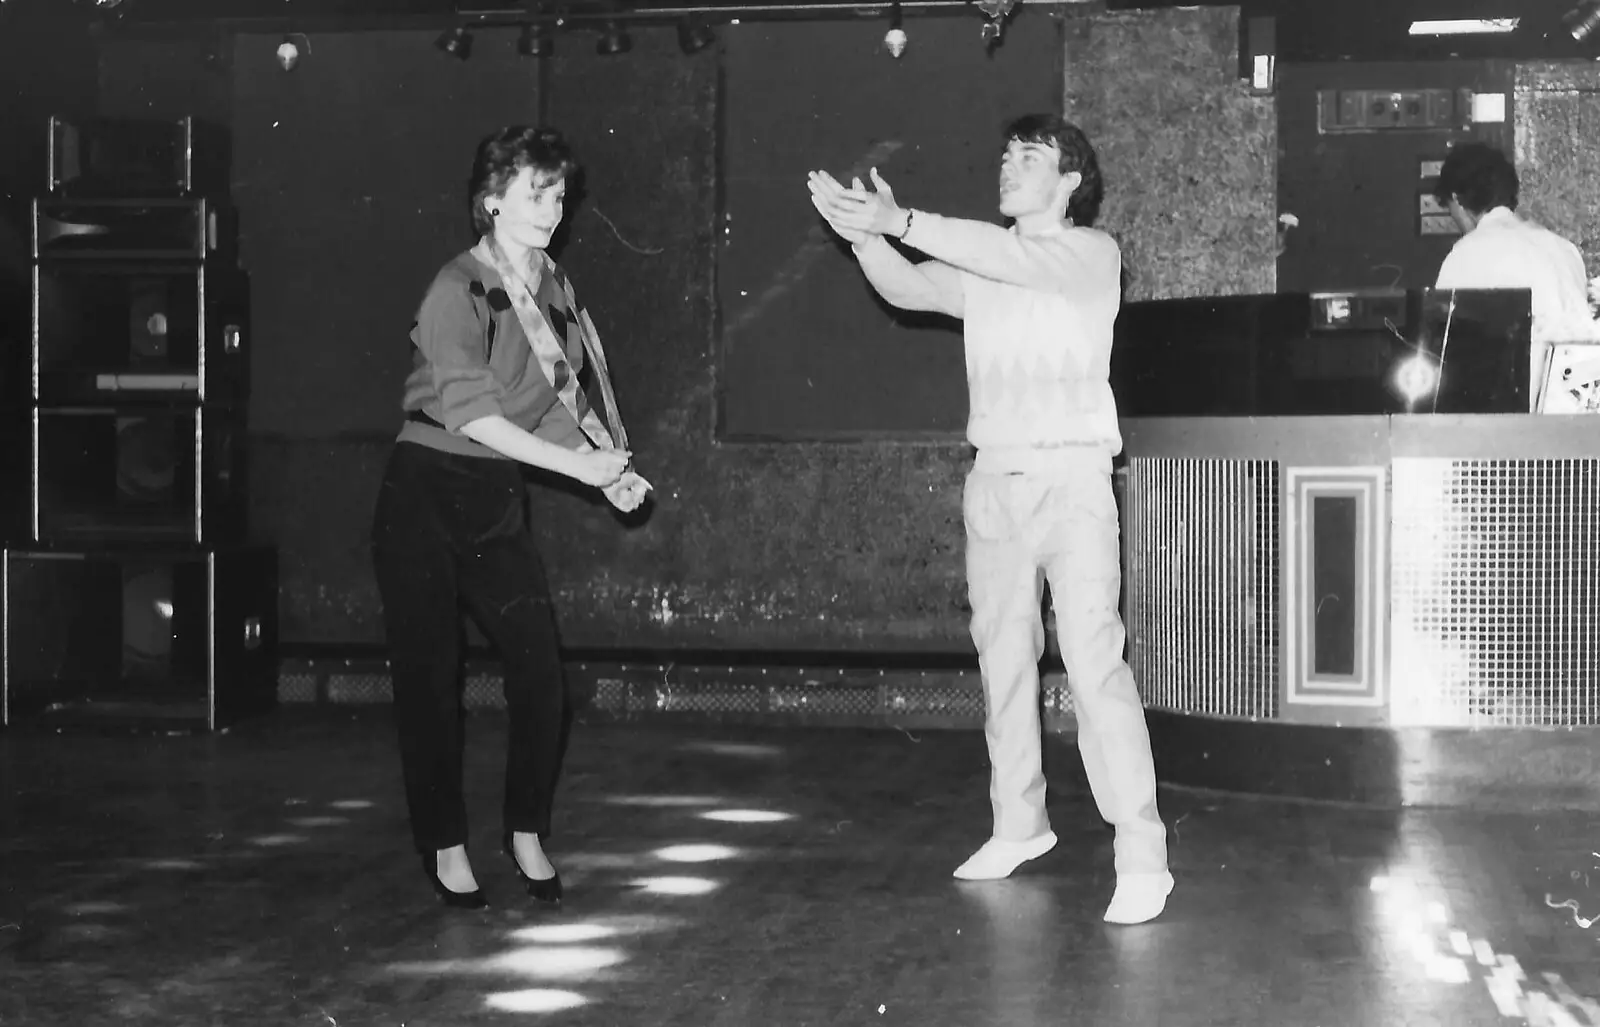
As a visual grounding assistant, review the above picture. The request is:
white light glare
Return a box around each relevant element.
[1393,355,1440,403]
[653,843,740,863]
[698,808,794,824]
[885,27,908,57]
[1409,19,1520,36]
[483,989,588,1013]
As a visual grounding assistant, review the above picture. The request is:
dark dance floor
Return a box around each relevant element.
[3,708,1600,1027]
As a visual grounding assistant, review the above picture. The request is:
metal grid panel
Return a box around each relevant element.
[1123,458,1280,719]
[1391,458,1600,727]
[274,661,1028,731]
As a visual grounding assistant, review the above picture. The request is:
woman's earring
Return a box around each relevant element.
[490,208,500,217]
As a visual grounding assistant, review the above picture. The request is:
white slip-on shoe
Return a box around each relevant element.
[1102,870,1174,924]
[952,830,1059,881]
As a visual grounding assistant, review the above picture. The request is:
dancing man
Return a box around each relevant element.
[807,114,1171,924]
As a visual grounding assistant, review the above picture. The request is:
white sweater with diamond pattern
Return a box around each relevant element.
[908,215,1123,455]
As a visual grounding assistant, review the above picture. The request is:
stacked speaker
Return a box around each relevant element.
[1,115,278,731]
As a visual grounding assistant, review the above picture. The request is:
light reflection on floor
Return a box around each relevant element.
[629,875,721,896]
[1369,861,1600,1023]
[698,808,794,824]
[679,741,785,759]
[487,945,628,976]
[438,792,789,1015]
[652,843,740,863]
[601,794,729,808]
[482,988,589,1013]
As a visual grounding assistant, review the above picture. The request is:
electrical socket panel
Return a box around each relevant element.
[1317,88,1471,133]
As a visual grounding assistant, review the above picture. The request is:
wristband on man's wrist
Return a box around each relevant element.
[898,209,915,239]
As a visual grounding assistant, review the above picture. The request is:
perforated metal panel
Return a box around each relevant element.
[1391,458,1600,727]
[1123,458,1281,719]
[272,659,1061,731]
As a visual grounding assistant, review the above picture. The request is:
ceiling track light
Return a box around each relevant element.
[976,0,1019,47]
[276,32,310,71]
[884,0,906,57]
[596,19,631,55]
[435,25,472,60]
[677,18,716,54]
[1563,0,1600,43]
[517,22,554,57]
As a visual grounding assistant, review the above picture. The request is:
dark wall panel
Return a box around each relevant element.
[0,7,98,364]
[716,14,1064,439]
[229,28,543,438]
[1276,60,1514,292]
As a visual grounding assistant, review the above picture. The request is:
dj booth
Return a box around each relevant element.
[1110,288,1600,808]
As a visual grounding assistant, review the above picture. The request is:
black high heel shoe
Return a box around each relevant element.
[503,832,563,905]
[421,852,488,910]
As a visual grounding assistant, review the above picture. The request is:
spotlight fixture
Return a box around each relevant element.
[1563,0,1600,42]
[517,23,554,58]
[597,20,631,56]
[677,19,716,55]
[435,26,472,60]
[977,0,1018,46]
[884,1,907,58]
[275,33,309,72]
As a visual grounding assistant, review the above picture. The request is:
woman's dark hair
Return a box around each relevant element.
[1433,141,1518,215]
[1003,113,1105,227]
[468,126,580,236]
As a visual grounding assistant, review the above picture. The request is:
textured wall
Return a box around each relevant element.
[1514,62,1600,277]
[1062,5,1277,301]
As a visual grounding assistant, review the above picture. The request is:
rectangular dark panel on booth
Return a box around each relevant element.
[1111,288,1531,416]
[1309,494,1359,677]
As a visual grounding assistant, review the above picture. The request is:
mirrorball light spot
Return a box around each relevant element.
[509,923,620,944]
[487,946,626,976]
[286,816,350,828]
[329,799,376,810]
[680,740,784,758]
[62,902,128,916]
[603,794,727,808]
[698,809,794,824]
[631,876,720,896]
[143,859,204,871]
[483,989,589,1013]
[653,844,740,863]
[248,834,309,847]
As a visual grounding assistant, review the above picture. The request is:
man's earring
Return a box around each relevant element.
[490,208,500,217]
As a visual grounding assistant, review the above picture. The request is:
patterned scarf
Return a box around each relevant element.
[474,237,628,452]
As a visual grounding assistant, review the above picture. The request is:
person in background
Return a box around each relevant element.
[1433,141,1596,409]
[806,114,1172,925]
[372,125,649,909]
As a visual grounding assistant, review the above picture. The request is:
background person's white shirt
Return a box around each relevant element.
[1435,206,1597,409]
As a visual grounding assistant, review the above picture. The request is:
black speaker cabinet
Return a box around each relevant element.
[32,197,234,262]
[29,262,249,405]
[48,115,229,198]
[2,545,278,730]
[16,405,247,546]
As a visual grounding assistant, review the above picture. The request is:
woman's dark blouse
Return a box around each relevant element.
[397,250,589,458]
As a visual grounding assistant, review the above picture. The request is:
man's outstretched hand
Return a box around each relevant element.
[807,168,905,244]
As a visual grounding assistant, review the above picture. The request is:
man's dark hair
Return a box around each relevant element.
[1433,141,1518,215]
[1003,113,1105,227]
[467,126,581,236]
